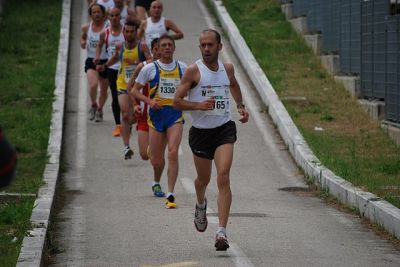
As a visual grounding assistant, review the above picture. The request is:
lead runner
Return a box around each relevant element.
[173,29,249,251]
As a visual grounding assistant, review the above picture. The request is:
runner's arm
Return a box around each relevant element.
[96,41,121,72]
[165,19,184,40]
[141,41,152,60]
[137,20,147,41]
[80,24,89,49]
[174,64,214,111]
[224,63,249,123]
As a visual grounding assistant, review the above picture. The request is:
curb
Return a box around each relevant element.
[16,0,71,265]
[210,0,400,239]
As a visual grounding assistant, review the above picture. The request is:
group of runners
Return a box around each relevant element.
[80,0,249,251]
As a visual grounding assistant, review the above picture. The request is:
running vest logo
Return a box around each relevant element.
[161,72,176,78]
[89,37,98,49]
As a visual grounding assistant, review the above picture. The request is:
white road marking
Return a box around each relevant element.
[228,243,256,267]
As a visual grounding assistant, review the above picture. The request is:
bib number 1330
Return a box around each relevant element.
[159,77,180,99]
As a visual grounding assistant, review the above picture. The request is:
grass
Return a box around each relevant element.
[0,0,62,265]
[0,198,35,267]
[221,0,400,207]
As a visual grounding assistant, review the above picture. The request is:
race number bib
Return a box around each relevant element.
[158,77,179,99]
[205,86,230,116]
[107,45,116,58]
[89,37,98,50]
[124,65,136,83]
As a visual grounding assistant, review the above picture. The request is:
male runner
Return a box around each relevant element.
[174,29,249,251]
[131,35,186,208]
[95,7,124,136]
[80,3,109,122]
[128,38,160,161]
[137,0,183,50]
[98,19,151,159]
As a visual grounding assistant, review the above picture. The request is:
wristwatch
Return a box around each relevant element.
[237,102,245,109]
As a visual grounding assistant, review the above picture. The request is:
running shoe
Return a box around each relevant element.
[194,198,207,232]
[89,107,96,121]
[95,110,103,122]
[215,232,230,251]
[152,184,165,197]
[124,146,134,160]
[165,195,177,209]
[113,125,121,137]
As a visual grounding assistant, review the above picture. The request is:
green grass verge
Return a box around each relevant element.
[0,198,35,267]
[0,0,62,265]
[221,0,400,207]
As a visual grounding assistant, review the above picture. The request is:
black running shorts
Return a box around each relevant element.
[189,120,237,160]
[135,0,156,10]
[84,58,107,79]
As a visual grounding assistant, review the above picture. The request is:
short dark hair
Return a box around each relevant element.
[88,3,106,16]
[151,38,160,50]
[159,34,175,45]
[124,18,139,29]
[201,29,221,44]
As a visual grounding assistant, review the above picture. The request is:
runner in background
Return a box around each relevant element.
[137,0,183,50]
[131,35,186,208]
[134,0,156,21]
[81,3,109,122]
[128,37,160,161]
[98,19,151,159]
[113,0,137,24]
[95,7,124,136]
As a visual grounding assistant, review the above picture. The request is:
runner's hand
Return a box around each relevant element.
[134,104,142,115]
[198,98,215,111]
[238,107,249,123]
[149,99,162,110]
[96,64,105,72]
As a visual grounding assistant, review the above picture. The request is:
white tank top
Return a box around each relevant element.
[120,6,128,24]
[97,0,114,12]
[87,22,108,59]
[105,24,125,70]
[144,17,168,49]
[188,60,231,129]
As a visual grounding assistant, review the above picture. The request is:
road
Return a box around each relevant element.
[50,0,400,266]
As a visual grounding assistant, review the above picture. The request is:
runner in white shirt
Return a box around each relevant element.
[137,0,183,50]
[174,29,249,252]
[113,0,137,24]
[132,35,186,209]
[95,7,125,136]
[97,0,114,13]
[80,3,109,122]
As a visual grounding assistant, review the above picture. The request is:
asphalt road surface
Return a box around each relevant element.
[50,0,400,266]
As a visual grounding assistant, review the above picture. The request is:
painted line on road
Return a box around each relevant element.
[228,243,256,267]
